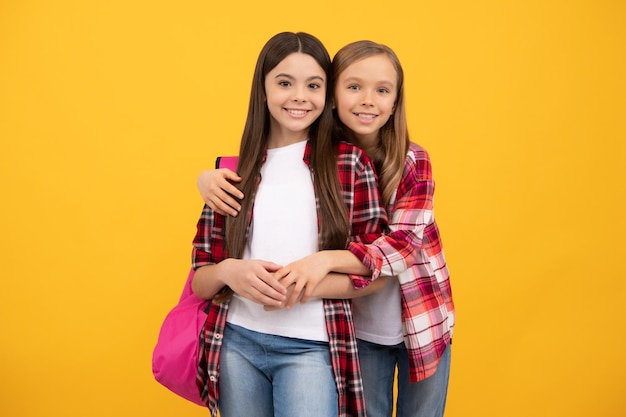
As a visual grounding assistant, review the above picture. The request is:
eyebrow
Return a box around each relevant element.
[274,73,325,82]
[341,76,395,87]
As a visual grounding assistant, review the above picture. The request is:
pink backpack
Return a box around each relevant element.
[152,156,238,406]
[214,156,238,171]
[152,269,207,406]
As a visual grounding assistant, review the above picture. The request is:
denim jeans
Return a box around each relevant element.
[357,339,451,417]
[218,322,338,417]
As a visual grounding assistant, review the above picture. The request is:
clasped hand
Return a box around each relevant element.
[223,254,329,311]
[220,258,286,307]
[263,253,330,311]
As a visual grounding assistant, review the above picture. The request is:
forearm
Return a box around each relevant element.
[314,250,371,276]
[311,273,388,299]
[191,262,228,300]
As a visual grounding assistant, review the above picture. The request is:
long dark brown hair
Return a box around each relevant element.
[217,32,350,302]
[332,40,410,209]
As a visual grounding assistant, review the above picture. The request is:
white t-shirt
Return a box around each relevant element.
[227,140,328,342]
[352,276,404,345]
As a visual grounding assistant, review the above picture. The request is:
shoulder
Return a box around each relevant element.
[336,140,374,170]
[404,142,433,181]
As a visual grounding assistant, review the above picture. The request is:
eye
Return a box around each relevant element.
[308,83,322,90]
[377,87,390,94]
[347,84,360,91]
[278,81,291,87]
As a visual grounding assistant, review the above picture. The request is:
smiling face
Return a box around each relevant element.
[264,52,326,148]
[334,54,398,151]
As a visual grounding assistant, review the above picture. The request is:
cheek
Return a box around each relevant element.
[387,96,397,112]
[382,101,395,118]
[314,94,326,109]
[336,107,354,126]
[334,96,350,115]
[333,91,349,108]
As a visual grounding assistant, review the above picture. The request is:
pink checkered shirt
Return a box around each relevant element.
[349,142,455,383]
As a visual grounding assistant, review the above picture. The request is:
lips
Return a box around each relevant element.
[285,108,310,117]
[354,112,378,124]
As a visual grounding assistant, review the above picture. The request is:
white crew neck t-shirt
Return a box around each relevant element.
[227,140,328,341]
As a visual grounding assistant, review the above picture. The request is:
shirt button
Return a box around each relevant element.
[214,333,222,340]
[209,375,217,382]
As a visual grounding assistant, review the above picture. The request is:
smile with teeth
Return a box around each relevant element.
[355,113,377,119]
[285,108,310,116]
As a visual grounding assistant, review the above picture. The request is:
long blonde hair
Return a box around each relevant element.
[332,40,410,208]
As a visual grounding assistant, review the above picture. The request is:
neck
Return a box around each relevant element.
[349,132,378,160]
[267,132,309,149]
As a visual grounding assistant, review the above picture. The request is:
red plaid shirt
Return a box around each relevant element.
[349,142,455,383]
[192,140,385,417]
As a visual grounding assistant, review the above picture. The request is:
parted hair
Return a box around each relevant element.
[222,32,350,300]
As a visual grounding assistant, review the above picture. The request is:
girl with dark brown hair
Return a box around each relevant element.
[190,32,386,417]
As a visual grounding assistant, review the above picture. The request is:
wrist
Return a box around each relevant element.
[219,258,237,286]
[317,251,335,275]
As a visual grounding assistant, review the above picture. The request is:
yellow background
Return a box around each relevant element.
[1,1,625,416]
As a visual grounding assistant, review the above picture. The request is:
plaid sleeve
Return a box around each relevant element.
[192,204,227,269]
[348,143,434,280]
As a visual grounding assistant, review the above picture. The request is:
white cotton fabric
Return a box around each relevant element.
[227,140,328,342]
[352,276,404,345]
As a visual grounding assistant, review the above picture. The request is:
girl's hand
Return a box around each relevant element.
[221,258,287,306]
[263,283,303,311]
[197,169,244,217]
[273,252,331,309]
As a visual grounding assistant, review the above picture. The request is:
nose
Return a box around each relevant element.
[360,89,374,106]
[292,85,308,102]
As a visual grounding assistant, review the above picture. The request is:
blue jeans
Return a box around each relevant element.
[357,339,451,417]
[218,323,338,417]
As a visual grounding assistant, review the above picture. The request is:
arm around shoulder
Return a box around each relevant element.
[197,168,244,217]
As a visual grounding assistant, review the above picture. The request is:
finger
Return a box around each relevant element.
[273,267,290,282]
[276,272,296,289]
[247,287,285,307]
[284,282,305,309]
[251,272,287,299]
[252,283,286,303]
[212,184,242,209]
[209,183,241,215]
[300,285,315,304]
[271,266,296,289]
[209,193,240,217]
[205,198,229,216]
[221,194,242,214]
[257,261,285,274]
[220,169,243,183]
[217,169,244,199]
[201,187,230,216]
[259,272,288,296]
